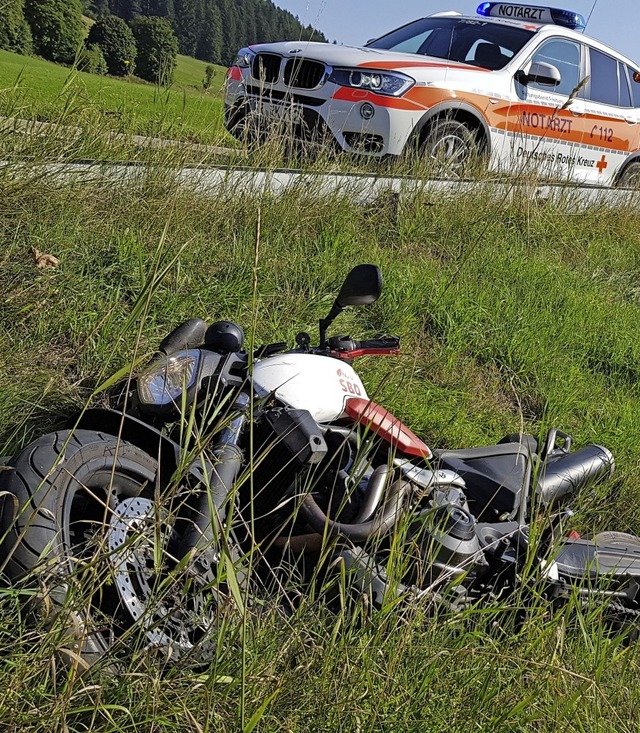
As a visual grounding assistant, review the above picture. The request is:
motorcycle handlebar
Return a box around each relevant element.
[328,335,400,358]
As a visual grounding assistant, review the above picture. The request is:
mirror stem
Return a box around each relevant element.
[319,301,343,346]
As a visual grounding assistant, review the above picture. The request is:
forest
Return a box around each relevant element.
[89,0,328,64]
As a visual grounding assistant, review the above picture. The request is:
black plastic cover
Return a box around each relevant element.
[264,408,328,465]
[436,443,530,520]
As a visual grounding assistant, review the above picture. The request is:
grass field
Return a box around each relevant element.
[0,48,230,146]
[2,134,640,730]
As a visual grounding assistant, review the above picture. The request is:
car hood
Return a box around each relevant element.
[247,41,485,73]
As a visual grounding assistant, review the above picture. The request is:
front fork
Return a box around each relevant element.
[179,391,251,558]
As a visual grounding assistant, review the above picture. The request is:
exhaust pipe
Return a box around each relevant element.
[536,445,614,506]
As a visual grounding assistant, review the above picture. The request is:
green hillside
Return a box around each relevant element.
[0,48,229,145]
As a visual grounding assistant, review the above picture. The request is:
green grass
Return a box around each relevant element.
[3,138,640,730]
[173,54,223,91]
[0,48,230,146]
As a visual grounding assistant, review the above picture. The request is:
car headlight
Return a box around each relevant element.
[234,48,255,68]
[137,349,201,407]
[330,68,415,97]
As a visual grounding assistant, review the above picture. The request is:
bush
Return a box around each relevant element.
[202,64,215,91]
[87,14,136,76]
[130,16,178,86]
[0,0,33,55]
[24,0,84,65]
[78,42,107,75]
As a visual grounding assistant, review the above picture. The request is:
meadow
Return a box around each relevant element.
[2,46,640,728]
[0,48,230,146]
[1,137,640,730]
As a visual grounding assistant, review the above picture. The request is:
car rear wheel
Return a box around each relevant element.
[617,161,640,189]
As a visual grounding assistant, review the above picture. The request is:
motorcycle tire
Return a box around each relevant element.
[498,432,539,454]
[594,531,640,548]
[0,429,229,668]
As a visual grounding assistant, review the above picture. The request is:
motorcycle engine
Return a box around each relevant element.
[406,487,486,587]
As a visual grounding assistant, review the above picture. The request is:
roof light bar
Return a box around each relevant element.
[476,3,586,30]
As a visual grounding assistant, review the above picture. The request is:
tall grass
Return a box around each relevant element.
[2,119,640,731]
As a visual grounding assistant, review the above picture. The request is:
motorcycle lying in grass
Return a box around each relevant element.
[1,264,640,667]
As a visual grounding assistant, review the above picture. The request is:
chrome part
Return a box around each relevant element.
[394,459,466,491]
[108,497,219,660]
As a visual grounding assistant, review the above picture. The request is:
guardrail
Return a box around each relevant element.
[4,159,639,211]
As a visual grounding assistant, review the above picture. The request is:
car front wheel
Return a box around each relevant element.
[421,118,482,176]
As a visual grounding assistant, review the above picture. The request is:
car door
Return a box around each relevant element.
[491,36,588,180]
[579,47,640,185]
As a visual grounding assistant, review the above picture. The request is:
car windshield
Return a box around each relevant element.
[366,17,535,70]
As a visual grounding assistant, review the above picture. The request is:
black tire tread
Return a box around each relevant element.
[0,429,153,582]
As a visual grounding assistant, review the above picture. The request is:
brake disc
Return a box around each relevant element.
[108,496,219,660]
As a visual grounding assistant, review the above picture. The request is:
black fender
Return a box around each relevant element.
[66,408,212,490]
[407,100,492,157]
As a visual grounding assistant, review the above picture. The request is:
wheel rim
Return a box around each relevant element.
[107,496,220,661]
[429,132,470,171]
[61,458,225,663]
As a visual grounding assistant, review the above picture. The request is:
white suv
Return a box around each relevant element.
[223,2,640,187]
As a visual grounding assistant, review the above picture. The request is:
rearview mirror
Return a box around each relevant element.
[319,264,383,345]
[516,61,561,87]
[336,264,382,308]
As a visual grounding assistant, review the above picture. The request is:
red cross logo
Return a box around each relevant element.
[596,155,608,174]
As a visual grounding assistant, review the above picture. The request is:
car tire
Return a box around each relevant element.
[617,161,640,189]
[421,118,482,176]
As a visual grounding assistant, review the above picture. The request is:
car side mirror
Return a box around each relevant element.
[319,264,382,345]
[516,61,561,87]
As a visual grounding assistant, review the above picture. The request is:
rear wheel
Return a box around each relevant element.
[0,430,235,667]
[617,161,640,189]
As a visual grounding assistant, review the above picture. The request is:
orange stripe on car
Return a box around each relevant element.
[357,60,490,72]
[332,86,427,110]
[226,66,243,81]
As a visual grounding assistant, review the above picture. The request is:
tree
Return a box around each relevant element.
[140,0,173,17]
[195,3,222,63]
[173,0,198,56]
[218,0,239,66]
[24,0,85,64]
[0,0,33,55]
[78,42,108,74]
[87,14,137,76]
[108,0,141,21]
[130,15,178,84]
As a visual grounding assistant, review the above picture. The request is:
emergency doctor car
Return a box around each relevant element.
[223,2,640,186]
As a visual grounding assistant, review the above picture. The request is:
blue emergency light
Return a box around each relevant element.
[476,3,586,30]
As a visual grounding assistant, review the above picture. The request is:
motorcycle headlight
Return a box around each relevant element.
[137,349,201,407]
[330,68,415,97]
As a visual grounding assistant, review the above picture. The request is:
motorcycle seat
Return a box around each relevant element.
[434,442,533,520]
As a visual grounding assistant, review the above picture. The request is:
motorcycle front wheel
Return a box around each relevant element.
[0,429,233,668]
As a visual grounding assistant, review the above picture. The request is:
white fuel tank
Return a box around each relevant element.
[252,353,368,423]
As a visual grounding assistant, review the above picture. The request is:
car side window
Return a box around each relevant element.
[625,65,640,108]
[587,48,620,106]
[619,63,633,108]
[528,39,582,96]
